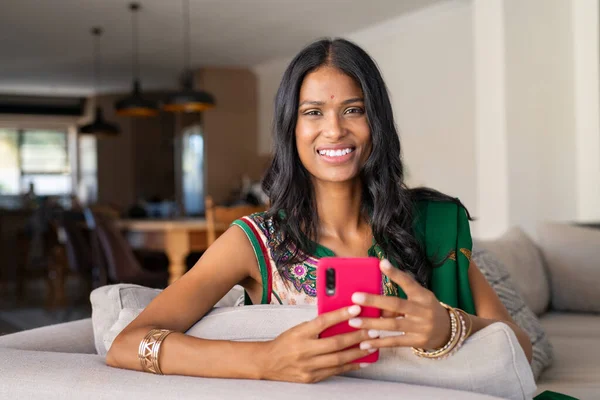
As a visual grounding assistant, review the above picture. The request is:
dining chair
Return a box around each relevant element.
[84,208,169,289]
[56,211,94,301]
[15,215,67,309]
[204,196,266,248]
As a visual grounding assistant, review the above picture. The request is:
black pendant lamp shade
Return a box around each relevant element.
[163,71,215,113]
[115,79,159,117]
[80,107,120,137]
[78,27,120,137]
[163,0,215,113]
[115,2,159,117]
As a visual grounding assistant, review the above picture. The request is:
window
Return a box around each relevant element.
[78,136,98,204]
[181,125,205,215]
[0,128,72,196]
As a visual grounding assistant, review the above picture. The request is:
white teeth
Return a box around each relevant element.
[318,148,354,157]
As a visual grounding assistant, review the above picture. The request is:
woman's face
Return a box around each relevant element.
[295,66,372,184]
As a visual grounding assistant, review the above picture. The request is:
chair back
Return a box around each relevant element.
[84,208,142,284]
[205,196,266,247]
[57,211,92,275]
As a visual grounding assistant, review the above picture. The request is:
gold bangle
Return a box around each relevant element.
[412,302,472,360]
[138,329,174,374]
[456,308,473,339]
[412,302,463,359]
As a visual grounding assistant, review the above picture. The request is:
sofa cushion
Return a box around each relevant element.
[90,283,244,355]
[0,318,95,354]
[539,312,600,339]
[471,248,553,380]
[538,312,600,398]
[0,348,503,400]
[536,336,600,399]
[106,305,535,400]
[536,223,600,313]
[475,228,550,315]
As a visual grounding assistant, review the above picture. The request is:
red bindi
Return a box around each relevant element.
[330,95,335,99]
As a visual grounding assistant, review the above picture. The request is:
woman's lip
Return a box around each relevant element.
[317,149,356,164]
[316,145,356,151]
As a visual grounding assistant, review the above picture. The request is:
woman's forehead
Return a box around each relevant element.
[299,67,363,101]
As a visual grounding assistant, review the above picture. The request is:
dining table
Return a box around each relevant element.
[117,219,227,284]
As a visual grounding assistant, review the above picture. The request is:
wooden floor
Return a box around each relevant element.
[0,278,91,336]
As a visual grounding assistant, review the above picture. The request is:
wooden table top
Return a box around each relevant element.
[117,218,227,232]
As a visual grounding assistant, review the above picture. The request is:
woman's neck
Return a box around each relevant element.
[313,178,368,241]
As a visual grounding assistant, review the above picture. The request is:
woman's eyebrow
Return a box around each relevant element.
[298,97,364,107]
[341,97,364,105]
[298,100,325,107]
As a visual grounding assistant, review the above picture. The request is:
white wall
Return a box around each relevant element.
[572,0,600,221]
[503,0,578,234]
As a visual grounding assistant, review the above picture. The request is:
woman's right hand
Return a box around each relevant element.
[258,305,378,383]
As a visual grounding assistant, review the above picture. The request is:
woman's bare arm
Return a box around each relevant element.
[467,261,533,362]
[105,226,268,378]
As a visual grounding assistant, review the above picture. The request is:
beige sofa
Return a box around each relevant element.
[475,223,600,399]
[0,222,597,399]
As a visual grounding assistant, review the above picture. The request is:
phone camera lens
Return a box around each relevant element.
[325,268,335,290]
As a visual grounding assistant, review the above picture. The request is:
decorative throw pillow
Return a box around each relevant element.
[105,305,535,400]
[476,228,551,315]
[472,248,553,380]
[90,283,245,356]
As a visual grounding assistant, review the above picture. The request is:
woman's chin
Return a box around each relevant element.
[314,170,361,184]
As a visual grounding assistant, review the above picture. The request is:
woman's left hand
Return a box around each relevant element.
[349,259,451,351]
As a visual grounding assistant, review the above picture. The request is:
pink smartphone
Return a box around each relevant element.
[317,257,382,363]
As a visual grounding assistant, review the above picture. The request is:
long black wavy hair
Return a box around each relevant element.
[262,38,469,287]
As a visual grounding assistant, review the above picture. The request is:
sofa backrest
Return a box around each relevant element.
[536,222,600,313]
[474,227,550,316]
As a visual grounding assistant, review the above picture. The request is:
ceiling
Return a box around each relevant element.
[0,0,442,96]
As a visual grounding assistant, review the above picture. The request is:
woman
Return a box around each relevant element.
[106,38,532,383]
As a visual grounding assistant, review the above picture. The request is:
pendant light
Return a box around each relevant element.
[115,2,159,117]
[79,27,120,137]
[163,0,215,113]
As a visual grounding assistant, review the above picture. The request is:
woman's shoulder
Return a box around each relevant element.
[231,211,276,239]
[412,197,471,243]
[413,197,468,216]
[409,188,470,220]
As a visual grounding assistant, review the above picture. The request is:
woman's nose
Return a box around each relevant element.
[321,114,346,140]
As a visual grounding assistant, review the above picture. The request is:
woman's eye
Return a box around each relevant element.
[304,110,321,116]
[345,107,364,114]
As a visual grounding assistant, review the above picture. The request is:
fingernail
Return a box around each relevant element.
[380,259,393,270]
[351,292,366,304]
[348,318,362,328]
[360,363,371,368]
[348,305,361,316]
[368,348,377,354]
[368,329,380,338]
[359,342,372,350]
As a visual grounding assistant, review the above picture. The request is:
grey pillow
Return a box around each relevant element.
[90,283,245,356]
[472,248,553,380]
[536,223,600,313]
[476,228,550,315]
[106,306,535,400]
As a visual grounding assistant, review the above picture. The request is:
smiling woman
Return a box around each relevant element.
[103,38,564,397]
